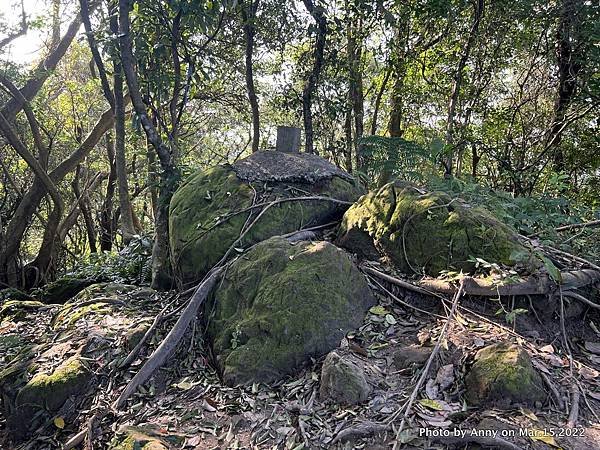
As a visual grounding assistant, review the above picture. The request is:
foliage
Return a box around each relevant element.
[70,235,153,285]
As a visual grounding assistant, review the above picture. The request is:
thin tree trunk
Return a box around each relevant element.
[111,12,135,244]
[118,0,176,290]
[72,165,98,253]
[241,0,260,153]
[347,10,364,171]
[443,0,484,177]
[371,67,390,136]
[548,0,581,174]
[99,133,117,251]
[301,0,327,154]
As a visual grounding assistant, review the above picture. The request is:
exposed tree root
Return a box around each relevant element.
[113,267,224,409]
[364,265,600,297]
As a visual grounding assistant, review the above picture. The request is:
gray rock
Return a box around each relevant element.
[320,351,371,404]
[392,345,433,369]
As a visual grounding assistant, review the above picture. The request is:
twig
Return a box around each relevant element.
[368,277,446,319]
[361,265,444,298]
[562,291,600,310]
[119,295,182,368]
[392,281,465,450]
[567,385,580,428]
[113,267,224,409]
[332,421,390,444]
[529,219,600,238]
[540,371,565,411]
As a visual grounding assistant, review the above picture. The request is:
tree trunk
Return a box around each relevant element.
[301,0,327,154]
[443,0,484,177]
[99,133,117,251]
[118,0,177,290]
[0,106,114,286]
[111,19,135,244]
[241,0,260,153]
[72,165,98,253]
[548,0,581,174]
[347,10,364,171]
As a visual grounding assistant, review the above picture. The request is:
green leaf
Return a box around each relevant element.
[369,305,389,316]
[539,255,562,283]
[418,398,444,410]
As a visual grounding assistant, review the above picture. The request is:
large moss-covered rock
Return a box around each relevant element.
[38,275,98,304]
[169,151,363,286]
[465,342,544,408]
[337,180,538,276]
[207,237,375,385]
[6,356,92,438]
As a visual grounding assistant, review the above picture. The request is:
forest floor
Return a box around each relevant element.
[2,250,600,449]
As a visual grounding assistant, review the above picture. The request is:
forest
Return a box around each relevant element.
[0,0,599,448]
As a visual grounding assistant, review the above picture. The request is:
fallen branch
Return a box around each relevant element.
[540,371,565,411]
[119,295,184,368]
[420,269,600,297]
[332,421,390,444]
[567,385,580,428]
[530,219,600,238]
[563,291,600,310]
[113,267,224,409]
[362,266,443,298]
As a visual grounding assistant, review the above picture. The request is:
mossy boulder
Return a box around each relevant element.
[0,287,33,302]
[465,342,544,408]
[169,151,363,287]
[38,275,98,304]
[6,356,92,438]
[320,350,371,404]
[0,299,47,321]
[206,236,375,385]
[337,180,539,276]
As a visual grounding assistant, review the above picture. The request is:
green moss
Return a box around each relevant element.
[338,180,539,276]
[0,300,46,321]
[206,237,375,385]
[110,425,183,450]
[169,165,363,286]
[465,342,544,408]
[6,356,92,438]
[16,356,91,410]
[0,288,33,302]
[38,275,97,304]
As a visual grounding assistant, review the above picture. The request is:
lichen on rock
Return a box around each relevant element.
[169,151,364,287]
[337,180,539,276]
[464,342,545,408]
[206,236,375,385]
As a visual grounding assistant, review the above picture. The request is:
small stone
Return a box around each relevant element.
[109,424,184,450]
[320,351,371,405]
[125,322,150,351]
[392,345,432,369]
[465,342,544,408]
